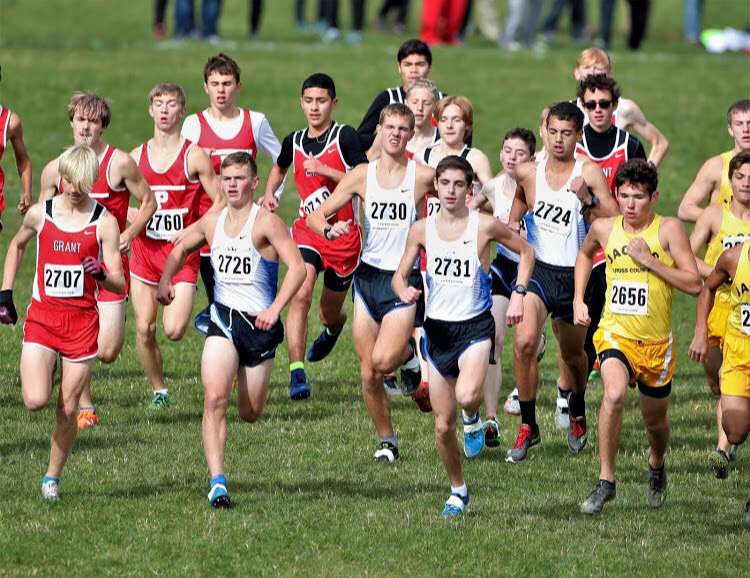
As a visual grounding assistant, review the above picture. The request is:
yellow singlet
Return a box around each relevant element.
[728,240,750,338]
[716,150,735,207]
[600,215,674,342]
[704,205,750,305]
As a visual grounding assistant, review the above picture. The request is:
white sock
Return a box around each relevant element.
[451,483,468,498]
[155,388,168,396]
[402,343,420,371]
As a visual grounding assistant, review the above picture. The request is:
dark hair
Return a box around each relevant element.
[378,103,415,130]
[301,73,336,99]
[615,159,658,196]
[435,155,474,184]
[502,127,536,156]
[727,99,750,125]
[576,73,621,102]
[221,151,257,176]
[546,101,584,132]
[204,53,241,83]
[729,151,750,179]
[397,39,432,66]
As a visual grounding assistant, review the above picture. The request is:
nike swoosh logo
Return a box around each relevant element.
[84,231,94,235]
[463,240,471,244]
[239,236,247,240]
[400,188,410,193]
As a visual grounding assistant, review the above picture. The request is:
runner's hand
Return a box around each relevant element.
[0,289,18,324]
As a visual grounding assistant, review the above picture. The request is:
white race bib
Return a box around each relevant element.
[427,196,441,217]
[214,249,257,284]
[532,196,575,236]
[146,209,186,241]
[44,264,84,298]
[722,235,750,251]
[300,186,331,216]
[610,280,648,316]
[429,256,474,288]
[741,304,750,336]
[367,199,409,231]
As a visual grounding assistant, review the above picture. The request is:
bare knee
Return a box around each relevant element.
[360,366,382,391]
[136,320,156,344]
[515,332,540,360]
[434,415,456,440]
[723,421,750,446]
[238,407,261,423]
[163,319,188,341]
[97,345,120,364]
[602,387,626,413]
[292,289,313,312]
[371,349,400,375]
[455,388,481,409]
[24,393,48,412]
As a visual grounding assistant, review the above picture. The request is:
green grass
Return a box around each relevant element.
[1,1,750,577]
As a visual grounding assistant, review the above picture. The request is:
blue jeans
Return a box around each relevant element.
[683,0,703,42]
[175,0,222,37]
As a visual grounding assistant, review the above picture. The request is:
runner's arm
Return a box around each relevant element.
[689,207,718,278]
[157,218,209,304]
[39,160,59,202]
[621,99,669,167]
[573,221,606,326]
[391,221,424,304]
[306,166,365,237]
[191,145,226,213]
[8,112,32,213]
[578,162,619,221]
[118,152,156,252]
[678,156,720,222]
[2,204,42,289]
[98,214,125,294]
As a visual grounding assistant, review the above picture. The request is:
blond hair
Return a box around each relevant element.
[434,95,474,139]
[148,82,187,107]
[576,47,611,71]
[406,79,440,103]
[58,145,99,195]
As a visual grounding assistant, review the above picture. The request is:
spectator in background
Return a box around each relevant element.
[420,0,469,45]
[296,0,326,31]
[378,0,409,34]
[175,0,222,41]
[249,0,263,38]
[321,0,367,44]
[599,0,652,50]
[542,0,587,43]
[684,0,704,43]
[154,0,169,39]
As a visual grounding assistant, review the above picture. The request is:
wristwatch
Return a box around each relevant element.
[580,191,599,213]
[323,225,333,240]
[513,284,527,295]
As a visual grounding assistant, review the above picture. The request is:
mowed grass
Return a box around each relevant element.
[1,1,750,576]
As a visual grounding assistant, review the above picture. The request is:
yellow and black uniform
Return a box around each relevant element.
[721,240,750,398]
[716,150,735,208]
[704,206,750,348]
[594,215,675,397]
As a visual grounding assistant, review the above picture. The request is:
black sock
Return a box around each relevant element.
[568,390,586,421]
[558,385,571,399]
[520,399,537,430]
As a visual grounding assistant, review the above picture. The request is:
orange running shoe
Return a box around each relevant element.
[77,407,99,430]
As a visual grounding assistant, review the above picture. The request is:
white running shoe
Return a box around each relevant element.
[555,390,570,431]
[41,476,60,501]
[504,387,521,416]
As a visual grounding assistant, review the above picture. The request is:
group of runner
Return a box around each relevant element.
[0,42,747,524]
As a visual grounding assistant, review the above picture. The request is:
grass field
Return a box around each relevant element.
[1,1,750,576]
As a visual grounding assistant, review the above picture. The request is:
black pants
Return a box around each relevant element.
[321,0,366,30]
[543,0,586,40]
[627,0,650,49]
[249,0,263,35]
[155,0,169,25]
[584,265,607,374]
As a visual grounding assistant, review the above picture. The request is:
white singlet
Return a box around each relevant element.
[362,159,418,271]
[211,204,278,313]
[425,210,492,322]
[489,173,521,263]
[525,158,587,267]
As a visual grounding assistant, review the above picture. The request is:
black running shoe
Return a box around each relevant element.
[647,462,668,509]
[400,337,421,397]
[306,325,343,362]
[709,449,730,480]
[373,441,400,464]
[580,479,616,515]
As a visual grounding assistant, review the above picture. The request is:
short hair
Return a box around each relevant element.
[301,73,336,100]
[67,92,112,129]
[546,101,584,132]
[397,39,432,66]
[576,47,611,71]
[148,83,186,108]
[221,151,257,176]
[502,128,536,156]
[727,99,750,125]
[58,145,99,195]
[434,95,474,139]
[729,151,750,179]
[405,78,440,103]
[378,103,415,130]
[615,159,658,196]
[435,155,475,184]
[203,53,241,83]
[577,73,621,102]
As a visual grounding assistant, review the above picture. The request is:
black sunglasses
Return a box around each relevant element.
[583,99,613,111]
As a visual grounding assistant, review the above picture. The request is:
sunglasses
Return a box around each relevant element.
[583,99,613,110]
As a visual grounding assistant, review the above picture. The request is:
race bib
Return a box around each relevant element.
[741,304,750,336]
[146,209,186,241]
[610,280,648,316]
[214,249,257,284]
[430,256,474,288]
[426,195,441,217]
[532,197,575,236]
[722,235,750,251]
[44,264,84,298]
[368,199,409,230]
[300,186,331,216]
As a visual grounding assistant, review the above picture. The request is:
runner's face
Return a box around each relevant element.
[438,104,468,147]
[379,113,413,155]
[728,111,750,150]
[731,162,750,204]
[60,177,89,206]
[574,64,609,81]
[582,88,616,132]
[435,168,470,210]
[300,88,336,129]
[406,87,435,130]
[616,182,655,223]
[398,54,431,88]
[501,137,532,176]
[221,164,258,207]
[70,111,104,147]
[204,73,241,111]
[546,117,579,160]
[148,94,185,131]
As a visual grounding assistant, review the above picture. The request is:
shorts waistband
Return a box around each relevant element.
[534,260,575,273]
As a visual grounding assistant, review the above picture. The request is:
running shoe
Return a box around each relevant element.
[148,391,171,410]
[411,381,432,412]
[289,369,311,401]
[744,501,750,528]
[536,329,547,362]
[484,417,500,448]
[503,387,520,416]
[41,476,60,501]
[77,407,99,430]
[194,306,210,335]
[306,325,343,362]
[568,417,588,453]
[555,388,570,431]
[208,482,232,509]
[709,449,730,480]
[505,423,540,464]
[373,441,400,463]
[399,337,421,397]
[580,479,616,515]
[383,373,401,397]
[441,492,469,518]
[647,462,668,509]
[463,413,485,459]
